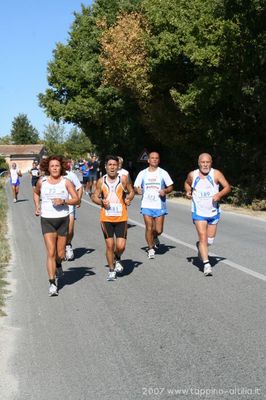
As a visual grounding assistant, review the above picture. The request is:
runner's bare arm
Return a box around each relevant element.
[91,178,107,206]
[33,179,42,216]
[213,170,231,202]
[184,171,193,198]
[65,180,80,206]
[122,176,134,205]
[159,184,174,197]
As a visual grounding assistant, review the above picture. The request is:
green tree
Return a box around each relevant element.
[43,122,66,155]
[38,0,266,200]
[0,156,9,171]
[38,2,146,158]
[64,127,94,159]
[0,135,12,144]
[11,114,39,144]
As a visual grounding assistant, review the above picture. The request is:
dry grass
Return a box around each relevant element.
[0,178,10,316]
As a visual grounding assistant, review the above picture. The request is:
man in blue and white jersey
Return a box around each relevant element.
[184,153,231,276]
[134,152,173,259]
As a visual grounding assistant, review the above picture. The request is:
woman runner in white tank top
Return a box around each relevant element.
[34,156,80,297]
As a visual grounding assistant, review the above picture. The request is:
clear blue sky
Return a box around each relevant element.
[0,0,93,138]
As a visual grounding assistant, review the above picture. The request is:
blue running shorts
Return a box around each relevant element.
[141,208,168,218]
[192,213,220,225]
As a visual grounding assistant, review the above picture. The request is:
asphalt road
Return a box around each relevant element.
[1,175,266,400]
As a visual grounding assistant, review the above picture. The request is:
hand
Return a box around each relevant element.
[52,198,64,206]
[186,191,192,199]
[212,193,221,202]
[102,198,110,208]
[125,197,131,206]
[159,189,166,197]
[136,187,142,195]
[35,207,41,216]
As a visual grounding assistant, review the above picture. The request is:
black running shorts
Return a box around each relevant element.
[101,221,127,239]
[41,216,69,236]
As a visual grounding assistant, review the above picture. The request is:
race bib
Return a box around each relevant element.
[105,203,122,216]
[45,188,67,200]
[142,189,161,209]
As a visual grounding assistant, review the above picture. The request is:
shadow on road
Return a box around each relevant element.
[141,244,176,255]
[58,266,95,289]
[104,259,143,277]
[127,223,136,229]
[73,247,95,259]
[14,199,29,203]
[187,255,226,273]
[120,259,143,277]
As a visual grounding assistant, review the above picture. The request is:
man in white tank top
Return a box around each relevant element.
[184,153,231,276]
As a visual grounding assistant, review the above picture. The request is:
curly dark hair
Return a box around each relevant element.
[40,155,67,176]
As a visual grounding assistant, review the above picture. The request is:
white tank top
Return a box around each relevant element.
[191,168,220,217]
[41,177,69,218]
[10,168,19,183]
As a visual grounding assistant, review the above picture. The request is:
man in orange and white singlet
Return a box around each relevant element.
[92,155,134,281]
[184,153,231,276]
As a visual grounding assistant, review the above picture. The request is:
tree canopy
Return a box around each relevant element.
[11,114,39,144]
[39,0,266,201]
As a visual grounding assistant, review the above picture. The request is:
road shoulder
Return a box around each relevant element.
[168,196,266,220]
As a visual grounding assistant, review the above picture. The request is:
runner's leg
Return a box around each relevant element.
[194,220,209,262]
[143,214,154,249]
[43,232,57,279]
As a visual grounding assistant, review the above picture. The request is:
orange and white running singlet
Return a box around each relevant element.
[100,175,127,222]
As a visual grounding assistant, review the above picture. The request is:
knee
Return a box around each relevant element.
[106,243,115,252]
[198,234,208,244]
[146,225,153,233]
[57,249,65,260]
[208,237,215,246]
[116,243,126,253]
[155,228,163,236]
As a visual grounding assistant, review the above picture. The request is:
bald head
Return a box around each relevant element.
[198,153,212,175]
[198,153,212,163]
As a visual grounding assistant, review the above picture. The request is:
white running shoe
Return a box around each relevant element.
[147,248,155,259]
[65,244,74,261]
[114,260,123,274]
[56,266,64,278]
[153,237,160,249]
[49,283,58,296]
[13,199,17,203]
[203,263,213,276]
[107,270,117,281]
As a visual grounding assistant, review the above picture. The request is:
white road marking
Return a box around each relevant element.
[82,198,266,282]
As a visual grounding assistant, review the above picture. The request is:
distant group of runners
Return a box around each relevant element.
[10,151,230,296]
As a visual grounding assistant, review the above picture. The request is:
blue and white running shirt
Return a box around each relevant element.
[134,167,173,210]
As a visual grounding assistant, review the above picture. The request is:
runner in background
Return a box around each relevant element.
[80,160,90,195]
[134,152,174,259]
[87,154,99,195]
[30,160,40,192]
[117,156,129,178]
[10,162,22,203]
[65,160,83,262]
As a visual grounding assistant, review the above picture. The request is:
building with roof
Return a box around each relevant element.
[0,144,47,173]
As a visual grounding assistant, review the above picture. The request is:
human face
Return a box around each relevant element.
[148,152,160,168]
[48,159,61,178]
[198,154,212,175]
[105,159,118,178]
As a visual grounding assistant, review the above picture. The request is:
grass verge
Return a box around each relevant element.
[0,178,11,316]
